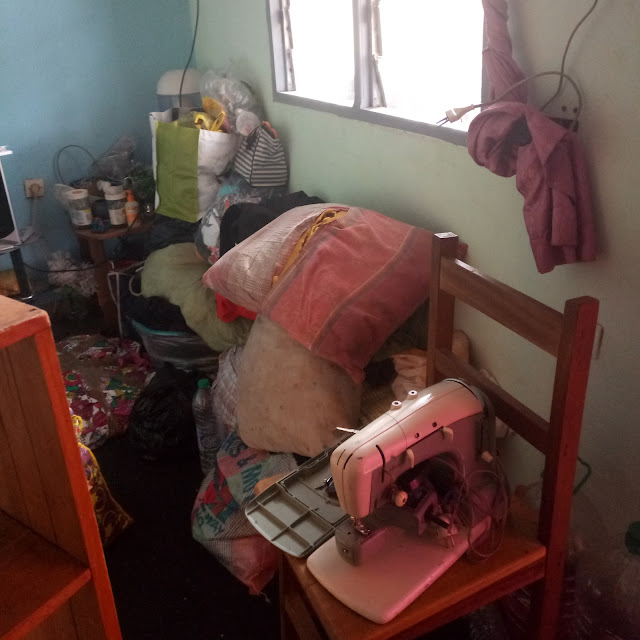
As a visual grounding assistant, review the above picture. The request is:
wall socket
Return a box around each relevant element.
[24,178,44,198]
[592,323,604,360]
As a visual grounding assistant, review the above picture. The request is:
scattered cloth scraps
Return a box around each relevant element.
[57,335,154,447]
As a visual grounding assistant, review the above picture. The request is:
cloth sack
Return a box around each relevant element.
[233,122,288,187]
[149,108,240,223]
[237,315,362,457]
[141,243,253,352]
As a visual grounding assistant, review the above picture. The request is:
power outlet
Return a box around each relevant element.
[24,178,44,198]
[592,323,604,360]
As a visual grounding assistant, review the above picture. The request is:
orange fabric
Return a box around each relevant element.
[216,293,258,323]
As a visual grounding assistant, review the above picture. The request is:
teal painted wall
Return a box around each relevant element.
[0,0,192,268]
[192,0,640,532]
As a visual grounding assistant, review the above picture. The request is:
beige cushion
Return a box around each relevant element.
[237,316,362,457]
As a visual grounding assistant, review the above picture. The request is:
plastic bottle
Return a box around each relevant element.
[104,189,126,227]
[125,189,139,226]
[67,189,92,229]
[576,522,640,640]
[192,378,219,474]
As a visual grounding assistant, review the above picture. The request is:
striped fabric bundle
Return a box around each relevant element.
[233,122,288,187]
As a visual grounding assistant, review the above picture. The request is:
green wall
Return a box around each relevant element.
[193,0,640,533]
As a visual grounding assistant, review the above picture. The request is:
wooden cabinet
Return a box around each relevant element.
[0,296,121,640]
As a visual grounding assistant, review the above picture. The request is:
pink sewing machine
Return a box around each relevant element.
[246,378,507,624]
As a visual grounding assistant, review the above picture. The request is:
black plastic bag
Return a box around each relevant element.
[128,364,200,461]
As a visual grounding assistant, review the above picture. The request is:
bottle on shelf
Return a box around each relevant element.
[104,188,126,227]
[125,189,139,226]
[192,378,220,475]
[67,188,92,229]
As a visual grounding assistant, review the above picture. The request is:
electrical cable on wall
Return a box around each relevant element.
[439,0,600,128]
[53,144,96,184]
[438,70,583,129]
[540,0,600,112]
[179,0,201,107]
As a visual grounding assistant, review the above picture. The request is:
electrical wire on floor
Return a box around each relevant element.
[107,262,145,338]
[179,0,200,107]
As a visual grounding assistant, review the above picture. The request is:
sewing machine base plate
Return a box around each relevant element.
[307,519,488,624]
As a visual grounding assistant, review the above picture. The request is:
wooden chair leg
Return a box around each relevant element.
[279,555,324,640]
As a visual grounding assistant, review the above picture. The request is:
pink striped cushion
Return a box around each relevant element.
[261,207,433,382]
[203,204,434,382]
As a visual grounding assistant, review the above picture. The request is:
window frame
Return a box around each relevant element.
[266,0,485,146]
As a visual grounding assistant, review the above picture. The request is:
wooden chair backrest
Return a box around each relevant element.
[426,232,598,634]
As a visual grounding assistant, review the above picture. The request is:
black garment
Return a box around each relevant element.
[147,213,200,254]
[114,271,192,333]
[219,191,325,256]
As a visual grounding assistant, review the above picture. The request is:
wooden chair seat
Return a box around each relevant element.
[280,496,544,640]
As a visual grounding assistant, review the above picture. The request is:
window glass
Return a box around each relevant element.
[288,0,355,105]
[375,0,484,128]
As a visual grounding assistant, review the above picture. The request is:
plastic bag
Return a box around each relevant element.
[149,108,240,222]
[128,364,200,461]
[92,134,136,182]
[199,71,263,133]
[132,320,220,376]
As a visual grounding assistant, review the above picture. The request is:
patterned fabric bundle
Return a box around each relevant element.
[191,345,298,594]
[78,441,134,546]
[233,122,288,187]
[57,335,154,448]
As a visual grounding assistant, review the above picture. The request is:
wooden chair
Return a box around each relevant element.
[426,232,599,638]
[279,232,599,640]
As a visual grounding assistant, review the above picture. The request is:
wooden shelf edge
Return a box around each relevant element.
[0,511,92,640]
[1,570,92,640]
[0,299,50,350]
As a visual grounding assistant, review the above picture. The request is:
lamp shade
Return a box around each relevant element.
[156,69,202,110]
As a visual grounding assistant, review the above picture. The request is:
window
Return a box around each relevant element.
[268,0,485,143]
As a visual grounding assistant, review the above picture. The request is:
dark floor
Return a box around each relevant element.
[95,434,281,640]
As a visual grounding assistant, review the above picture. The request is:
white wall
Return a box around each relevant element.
[193,0,640,534]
